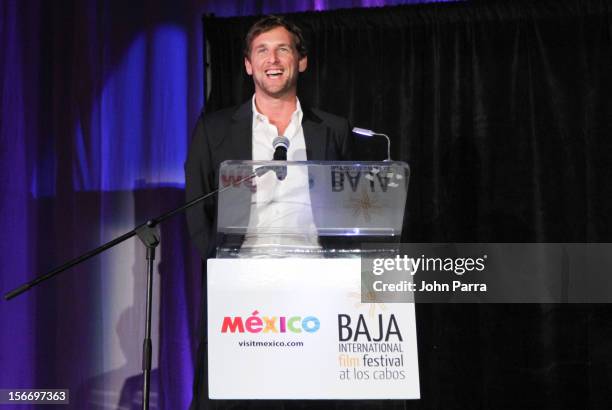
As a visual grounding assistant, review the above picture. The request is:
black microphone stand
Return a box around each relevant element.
[3,171,260,410]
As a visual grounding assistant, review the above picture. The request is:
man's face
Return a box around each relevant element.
[245,26,307,99]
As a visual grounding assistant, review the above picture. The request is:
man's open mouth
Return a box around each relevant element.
[265,69,283,78]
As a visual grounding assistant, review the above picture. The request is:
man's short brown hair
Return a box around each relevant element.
[244,15,307,60]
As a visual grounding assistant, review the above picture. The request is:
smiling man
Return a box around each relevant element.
[185,15,353,410]
[245,23,307,110]
[186,15,352,262]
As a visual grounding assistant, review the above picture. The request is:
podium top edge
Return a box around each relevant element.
[220,160,410,168]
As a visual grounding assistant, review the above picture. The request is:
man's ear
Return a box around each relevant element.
[245,57,253,75]
[298,56,307,73]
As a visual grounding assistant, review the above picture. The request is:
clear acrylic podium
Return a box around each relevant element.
[207,161,420,400]
[215,160,410,258]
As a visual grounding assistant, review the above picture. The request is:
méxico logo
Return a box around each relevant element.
[221,310,320,334]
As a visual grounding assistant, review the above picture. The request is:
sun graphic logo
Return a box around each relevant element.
[344,188,384,223]
[347,286,388,319]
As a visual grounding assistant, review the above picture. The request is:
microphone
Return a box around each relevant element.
[273,136,289,160]
[352,127,392,161]
[271,136,290,180]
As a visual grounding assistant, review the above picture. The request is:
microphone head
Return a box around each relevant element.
[272,136,290,151]
[273,136,289,161]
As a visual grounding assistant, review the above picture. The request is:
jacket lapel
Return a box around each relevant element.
[228,101,253,160]
[302,107,326,160]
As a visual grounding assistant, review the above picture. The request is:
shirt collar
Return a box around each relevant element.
[251,95,302,124]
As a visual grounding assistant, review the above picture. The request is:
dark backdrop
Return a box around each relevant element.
[1,1,456,409]
[203,1,612,408]
[2,0,611,409]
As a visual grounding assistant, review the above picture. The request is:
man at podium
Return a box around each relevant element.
[185,14,353,409]
[186,14,353,261]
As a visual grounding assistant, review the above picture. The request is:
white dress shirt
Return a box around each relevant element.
[241,96,320,255]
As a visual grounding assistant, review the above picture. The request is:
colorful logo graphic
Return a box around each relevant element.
[221,310,320,334]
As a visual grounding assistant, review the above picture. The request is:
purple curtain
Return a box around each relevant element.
[1,1,446,408]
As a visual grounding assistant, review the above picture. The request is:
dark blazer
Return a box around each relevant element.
[185,100,352,260]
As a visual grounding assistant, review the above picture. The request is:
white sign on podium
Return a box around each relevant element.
[207,258,420,400]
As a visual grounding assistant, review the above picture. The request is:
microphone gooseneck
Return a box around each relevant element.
[352,127,392,161]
